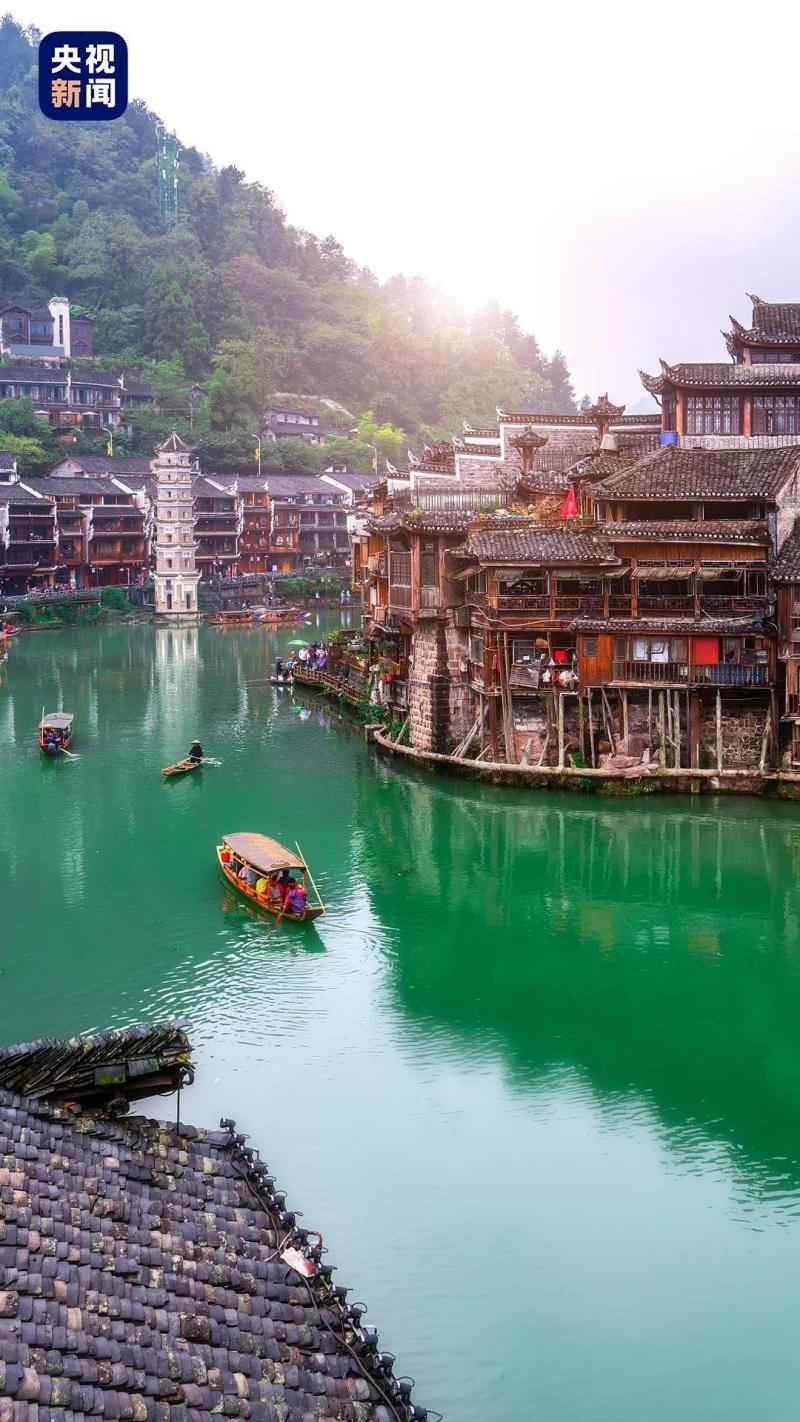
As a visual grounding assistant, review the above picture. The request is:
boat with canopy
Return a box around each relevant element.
[39,712,74,755]
[216,832,325,921]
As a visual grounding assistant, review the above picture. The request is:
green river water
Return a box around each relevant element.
[3,618,800,1420]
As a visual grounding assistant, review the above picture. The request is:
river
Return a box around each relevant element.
[3,618,800,1420]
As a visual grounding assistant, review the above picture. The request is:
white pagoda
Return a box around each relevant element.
[150,431,200,618]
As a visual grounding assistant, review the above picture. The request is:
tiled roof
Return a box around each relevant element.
[0,365,120,386]
[0,484,49,505]
[51,456,153,477]
[29,477,124,497]
[517,470,572,493]
[600,519,770,543]
[267,475,344,497]
[462,425,500,438]
[0,1023,424,1422]
[498,409,661,428]
[642,360,800,391]
[771,519,800,582]
[572,615,765,634]
[369,510,471,534]
[593,445,800,499]
[738,297,800,345]
[466,523,618,565]
[0,454,15,472]
[122,381,154,397]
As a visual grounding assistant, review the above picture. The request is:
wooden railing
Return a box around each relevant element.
[693,664,770,687]
[613,661,688,684]
[613,661,770,687]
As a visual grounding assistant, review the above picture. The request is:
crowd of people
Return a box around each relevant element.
[274,641,330,683]
[224,853,309,916]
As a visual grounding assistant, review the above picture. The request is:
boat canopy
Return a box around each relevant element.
[40,713,73,729]
[223,833,305,873]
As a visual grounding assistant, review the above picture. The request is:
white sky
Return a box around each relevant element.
[18,0,800,405]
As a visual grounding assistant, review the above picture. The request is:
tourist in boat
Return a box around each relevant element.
[188,739,204,763]
[275,655,285,680]
[285,882,308,915]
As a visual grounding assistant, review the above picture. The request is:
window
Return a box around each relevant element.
[512,639,538,663]
[466,571,486,593]
[686,395,741,435]
[753,395,800,435]
[583,637,598,656]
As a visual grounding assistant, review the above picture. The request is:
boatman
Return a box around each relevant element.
[188,738,204,763]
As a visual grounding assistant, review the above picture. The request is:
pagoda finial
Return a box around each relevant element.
[747,292,764,306]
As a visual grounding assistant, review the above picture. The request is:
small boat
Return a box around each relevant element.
[162,756,203,777]
[39,712,74,755]
[216,832,325,921]
[269,675,294,686]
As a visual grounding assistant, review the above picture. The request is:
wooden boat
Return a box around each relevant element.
[269,675,293,686]
[39,711,74,755]
[216,832,325,922]
[162,756,203,777]
[252,607,306,625]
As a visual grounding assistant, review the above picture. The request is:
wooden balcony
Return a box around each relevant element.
[693,663,770,687]
[612,661,771,688]
[613,660,688,685]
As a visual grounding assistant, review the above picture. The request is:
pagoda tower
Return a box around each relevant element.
[150,431,200,617]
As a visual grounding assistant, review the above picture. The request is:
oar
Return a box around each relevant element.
[59,745,77,758]
[295,841,325,912]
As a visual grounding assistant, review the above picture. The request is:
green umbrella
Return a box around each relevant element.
[286,638,310,647]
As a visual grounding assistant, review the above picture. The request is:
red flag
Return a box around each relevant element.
[560,484,579,518]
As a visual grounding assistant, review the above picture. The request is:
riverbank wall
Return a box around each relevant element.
[370,725,800,798]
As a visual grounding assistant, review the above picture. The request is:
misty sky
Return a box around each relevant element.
[18,0,800,408]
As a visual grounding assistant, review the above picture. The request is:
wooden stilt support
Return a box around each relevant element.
[601,688,617,753]
[647,689,653,756]
[759,711,771,773]
[557,691,565,770]
[578,686,586,762]
[673,689,681,769]
[715,690,723,772]
[587,688,596,768]
[621,689,629,750]
[658,691,666,768]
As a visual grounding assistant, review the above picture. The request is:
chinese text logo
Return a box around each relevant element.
[39,32,128,120]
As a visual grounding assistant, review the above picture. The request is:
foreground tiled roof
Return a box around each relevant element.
[465,523,618,565]
[593,445,800,499]
[599,519,770,543]
[771,520,800,582]
[0,1024,423,1422]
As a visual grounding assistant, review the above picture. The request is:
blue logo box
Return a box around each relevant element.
[39,32,128,120]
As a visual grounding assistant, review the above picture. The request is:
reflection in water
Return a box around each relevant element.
[357,762,800,1209]
[4,621,800,1421]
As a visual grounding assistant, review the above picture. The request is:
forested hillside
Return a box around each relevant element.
[0,16,577,471]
